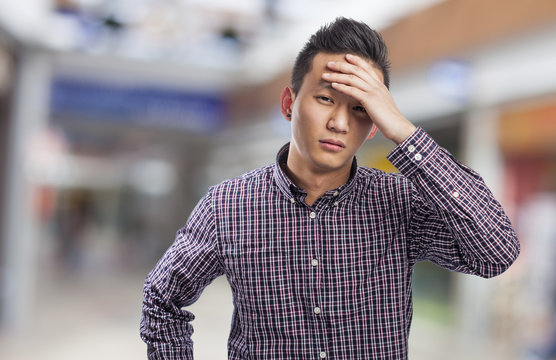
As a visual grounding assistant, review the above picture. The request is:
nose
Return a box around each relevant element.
[327,107,350,133]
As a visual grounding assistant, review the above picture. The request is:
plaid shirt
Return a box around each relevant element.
[141,128,519,359]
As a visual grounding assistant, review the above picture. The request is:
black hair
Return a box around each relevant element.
[290,17,390,93]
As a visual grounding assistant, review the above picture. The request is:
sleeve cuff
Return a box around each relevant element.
[386,127,439,177]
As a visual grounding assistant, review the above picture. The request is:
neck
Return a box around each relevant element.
[284,157,353,207]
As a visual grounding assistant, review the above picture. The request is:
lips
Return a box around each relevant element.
[319,139,346,151]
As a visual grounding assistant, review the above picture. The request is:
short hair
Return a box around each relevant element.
[290,17,391,93]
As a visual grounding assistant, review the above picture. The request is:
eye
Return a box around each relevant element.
[353,105,367,113]
[316,95,333,103]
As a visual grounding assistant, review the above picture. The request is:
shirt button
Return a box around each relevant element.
[319,351,327,358]
[311,259,319,267]
[313,307,321,314]
[414,153,422,161]
[333,201,339,207]
[290,198,295,203]
[309,212,317,219]
[452,191,460,198]
[408,145,416,153]
[333,191,339,197]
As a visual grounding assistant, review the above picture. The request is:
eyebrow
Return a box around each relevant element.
[317,79,337,91]
[316,79,364,107]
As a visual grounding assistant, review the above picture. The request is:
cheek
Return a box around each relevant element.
[290,116,311,145]
[295,105,322,131]
[353,119,374,139]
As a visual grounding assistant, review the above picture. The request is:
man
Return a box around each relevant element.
[141,17,520,359]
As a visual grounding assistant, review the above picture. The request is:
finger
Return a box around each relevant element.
[344,53,372,69]
[329,81,368,103]
[345,54,383,84]
[326,60,366,79]
[322,72,370,92]
[327,59,381,88]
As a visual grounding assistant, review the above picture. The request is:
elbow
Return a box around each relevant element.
[478,257,517,279]
[476,232,521,279]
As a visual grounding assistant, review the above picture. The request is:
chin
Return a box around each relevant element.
[314,160,348,173]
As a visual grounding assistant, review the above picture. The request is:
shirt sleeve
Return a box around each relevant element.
[140,188,224,359]
[387,127,520,278]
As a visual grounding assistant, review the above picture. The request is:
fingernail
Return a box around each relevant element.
[328,61,335,66]
[346,54,353,59]
[322,73,331,78]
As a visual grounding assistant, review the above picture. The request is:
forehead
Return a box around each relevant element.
[304,52,385,86]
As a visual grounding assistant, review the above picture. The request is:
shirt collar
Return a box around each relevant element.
[273,142,359,204]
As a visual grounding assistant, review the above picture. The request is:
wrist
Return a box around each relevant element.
[386,120,417,145]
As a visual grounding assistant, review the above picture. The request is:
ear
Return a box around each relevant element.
[367,124,379,140]
[280,86,295,121]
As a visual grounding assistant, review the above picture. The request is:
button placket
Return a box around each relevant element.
[307,207,325,357]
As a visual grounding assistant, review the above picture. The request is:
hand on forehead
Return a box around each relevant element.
[318,53,385,85]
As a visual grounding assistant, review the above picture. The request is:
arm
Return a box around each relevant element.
[388,128,519,277]
[323,54,519,276]
[140,190,223,358]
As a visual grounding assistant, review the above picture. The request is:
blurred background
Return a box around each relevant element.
[0,0,555,359]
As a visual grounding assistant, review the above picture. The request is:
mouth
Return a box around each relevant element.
[319,139,346,151]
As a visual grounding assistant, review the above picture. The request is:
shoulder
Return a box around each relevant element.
[355,166,415,202]
[356,166,410,187]
[208,164,276,199]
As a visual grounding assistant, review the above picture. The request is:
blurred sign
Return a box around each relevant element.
[50,77,227,133]
[500,101,556,156]
[428,59,472,103]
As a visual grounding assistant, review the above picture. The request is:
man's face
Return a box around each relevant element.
[283,52,383,175]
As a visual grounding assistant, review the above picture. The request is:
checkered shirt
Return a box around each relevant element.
[141,128,519,359]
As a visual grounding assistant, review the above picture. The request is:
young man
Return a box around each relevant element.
[141,17,519,359]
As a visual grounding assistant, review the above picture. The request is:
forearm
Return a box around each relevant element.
[141,277,196,359]
[389,128,520,276]
[140,189,223,358]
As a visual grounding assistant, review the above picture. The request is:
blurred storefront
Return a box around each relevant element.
[501,100,556,210]
[0,29,16,326]
[500,99,556,359]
